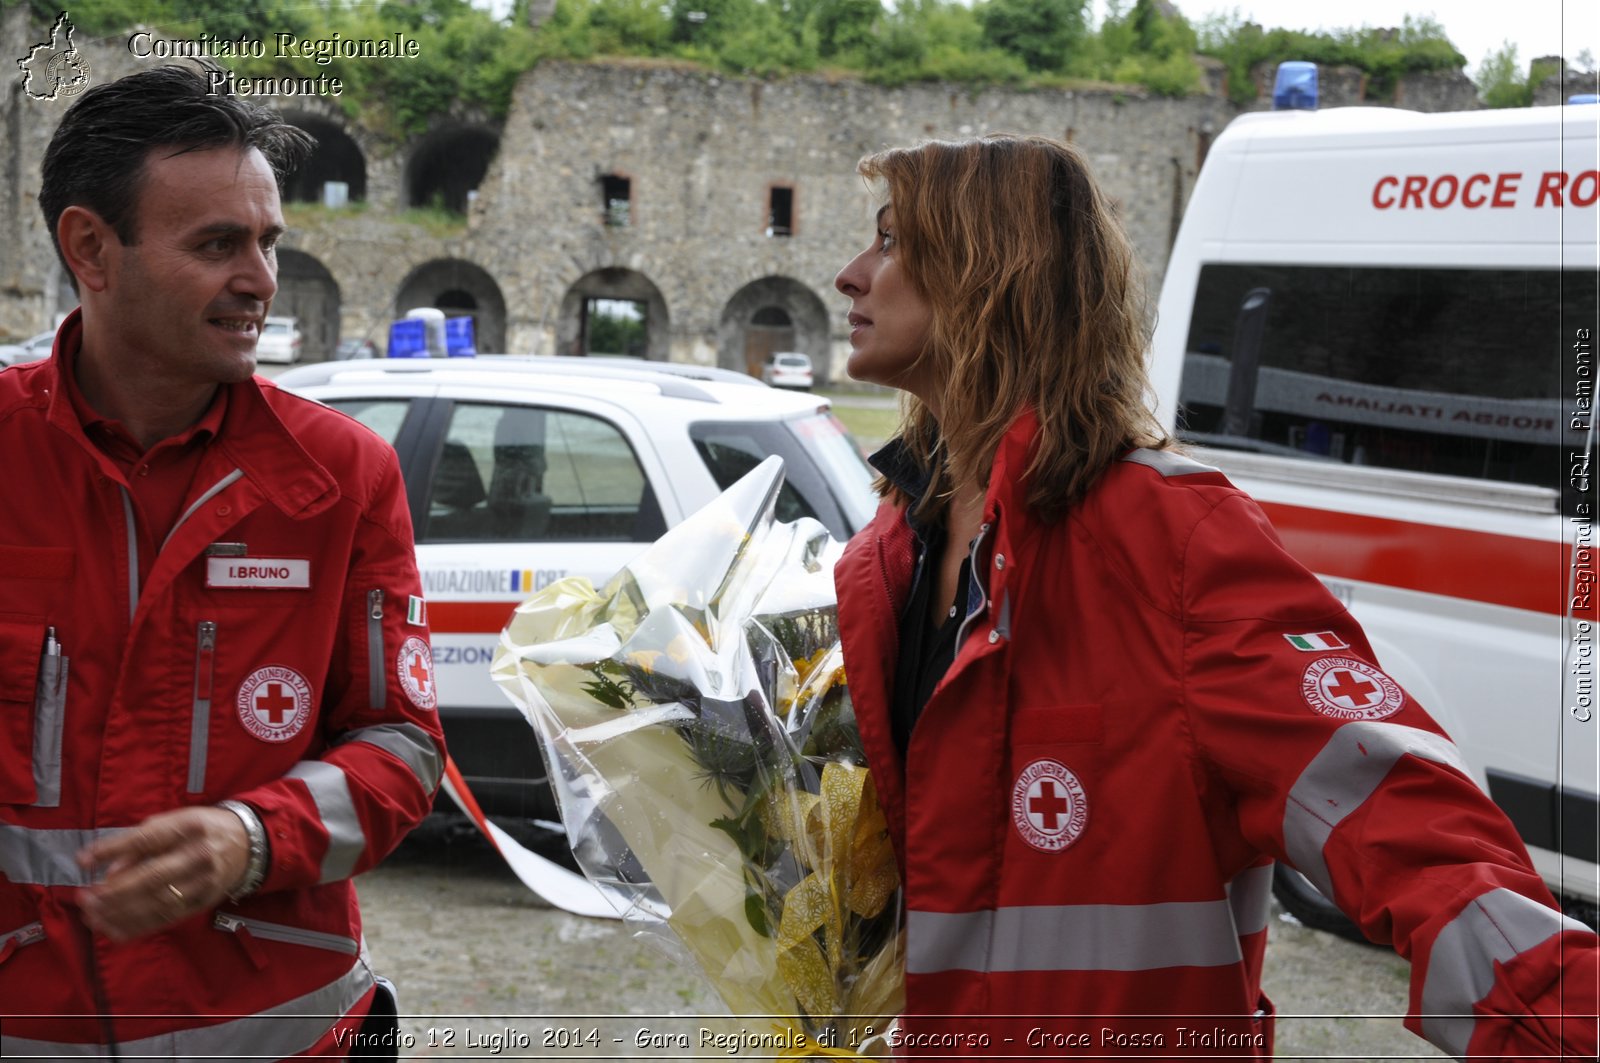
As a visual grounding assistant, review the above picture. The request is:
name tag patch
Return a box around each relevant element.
[207,557,311,589]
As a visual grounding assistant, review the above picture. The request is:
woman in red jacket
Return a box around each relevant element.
[830,134,1596,1059]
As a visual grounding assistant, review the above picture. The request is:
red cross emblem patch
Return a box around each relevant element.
[1301,656,1405,721]
[237,666,313,743]
[1011,759,1089,853]
[397,636,437,710]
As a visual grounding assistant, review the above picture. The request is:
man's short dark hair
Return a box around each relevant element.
[39,64,315,276]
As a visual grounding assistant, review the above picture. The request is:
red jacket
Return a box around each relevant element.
[835,412,1597,1059]
[0,318,444,1057]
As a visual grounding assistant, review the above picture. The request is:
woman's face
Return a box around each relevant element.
[834,205,935,401]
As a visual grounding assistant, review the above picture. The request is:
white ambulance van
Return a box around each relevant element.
[1149,87,1599,934]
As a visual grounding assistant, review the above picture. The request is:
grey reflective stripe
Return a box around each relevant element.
[31,652,67,808]
[1419,888,1592,1057]
[1283,722,1469,900]
[120,489,139,621]
[908,898,1246,974]
[343,722,444,792]
[0,958,373,1060]
[285,761,366,883]
[188,621,216,794]
[163,469,244,550]
[1227,863,1274,937]
[1121,448,1218,478]
[0,824,125,887]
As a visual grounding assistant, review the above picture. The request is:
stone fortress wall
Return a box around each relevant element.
[3,6,1570,382]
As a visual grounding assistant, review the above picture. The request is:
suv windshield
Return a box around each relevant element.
[690,412,876,538]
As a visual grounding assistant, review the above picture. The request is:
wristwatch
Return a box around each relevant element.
[218,799,269,901]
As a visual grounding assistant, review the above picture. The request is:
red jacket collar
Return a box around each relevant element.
[38,309,337,519]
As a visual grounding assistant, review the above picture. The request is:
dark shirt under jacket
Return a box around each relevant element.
[870,438,976,758]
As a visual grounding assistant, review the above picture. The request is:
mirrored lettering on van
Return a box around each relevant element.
[1176,265,1596,513]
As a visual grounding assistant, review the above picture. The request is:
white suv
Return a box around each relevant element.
[276,356,879,820]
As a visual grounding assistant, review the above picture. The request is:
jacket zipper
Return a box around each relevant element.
[214,912,360,970]
[954,521,994,650]
[188,621,217,794]
[120,489,140,623]
[367,589,385,709]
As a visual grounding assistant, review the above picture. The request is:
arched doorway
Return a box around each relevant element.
[406,127,500,214]
[718,277,832,382]
[557,269,670,361]
[275,250,340,363]
[280,115,367,204]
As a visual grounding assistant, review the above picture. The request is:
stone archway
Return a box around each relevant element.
[557,269,670,361]
[406,127,501,214]
[275,250,340,363]
[281,114,367,204]
[395,259,507,353]
[718,277,832,383]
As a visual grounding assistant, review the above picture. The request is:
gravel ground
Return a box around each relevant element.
[356,817,1445,1061]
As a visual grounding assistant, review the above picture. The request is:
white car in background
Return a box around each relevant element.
[255,316,302,364]
[761,351,814,390]
[0,329,55,367]
[276,355,878,822]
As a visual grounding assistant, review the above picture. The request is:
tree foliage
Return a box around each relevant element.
[1196,12,1464,103]
[19,0,1499,130]
[979,0,1089,74]
[1474,42,1569,109]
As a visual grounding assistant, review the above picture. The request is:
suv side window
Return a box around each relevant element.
[689,419,852,538]
[324,399,410,445]
[423,402,660,543]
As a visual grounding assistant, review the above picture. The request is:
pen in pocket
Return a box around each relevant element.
[34,626,68,808]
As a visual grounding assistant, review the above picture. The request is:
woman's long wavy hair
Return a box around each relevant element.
[860,135,1169,524]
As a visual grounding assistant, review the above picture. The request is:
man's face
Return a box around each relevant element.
[107,145,285,385]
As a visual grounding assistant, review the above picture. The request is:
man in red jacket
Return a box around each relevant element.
[0,65,444,1057]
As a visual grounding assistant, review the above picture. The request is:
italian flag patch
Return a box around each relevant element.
[1284,631,1349,652]
[407,594,427,627]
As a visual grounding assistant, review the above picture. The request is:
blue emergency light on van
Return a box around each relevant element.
[387,318,428,358]
[1273,61,1318,111]
[1571,94,1599,105]
[444,316,477,357]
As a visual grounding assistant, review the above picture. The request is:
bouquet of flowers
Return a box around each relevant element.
[490,457,902,1052]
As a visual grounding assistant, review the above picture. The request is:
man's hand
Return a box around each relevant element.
[75,806,250,941]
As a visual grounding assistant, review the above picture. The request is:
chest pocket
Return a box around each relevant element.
[0,546,74,806]
[1005,705,1102,858]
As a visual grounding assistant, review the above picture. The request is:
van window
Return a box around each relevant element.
[1177,265,1594,499]
[423,403,660,543]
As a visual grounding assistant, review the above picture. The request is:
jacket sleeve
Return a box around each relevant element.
[1180,494,1597,1060]
[232,444,445,891]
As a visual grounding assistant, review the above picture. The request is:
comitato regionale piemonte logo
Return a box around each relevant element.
[18,12,92,102]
